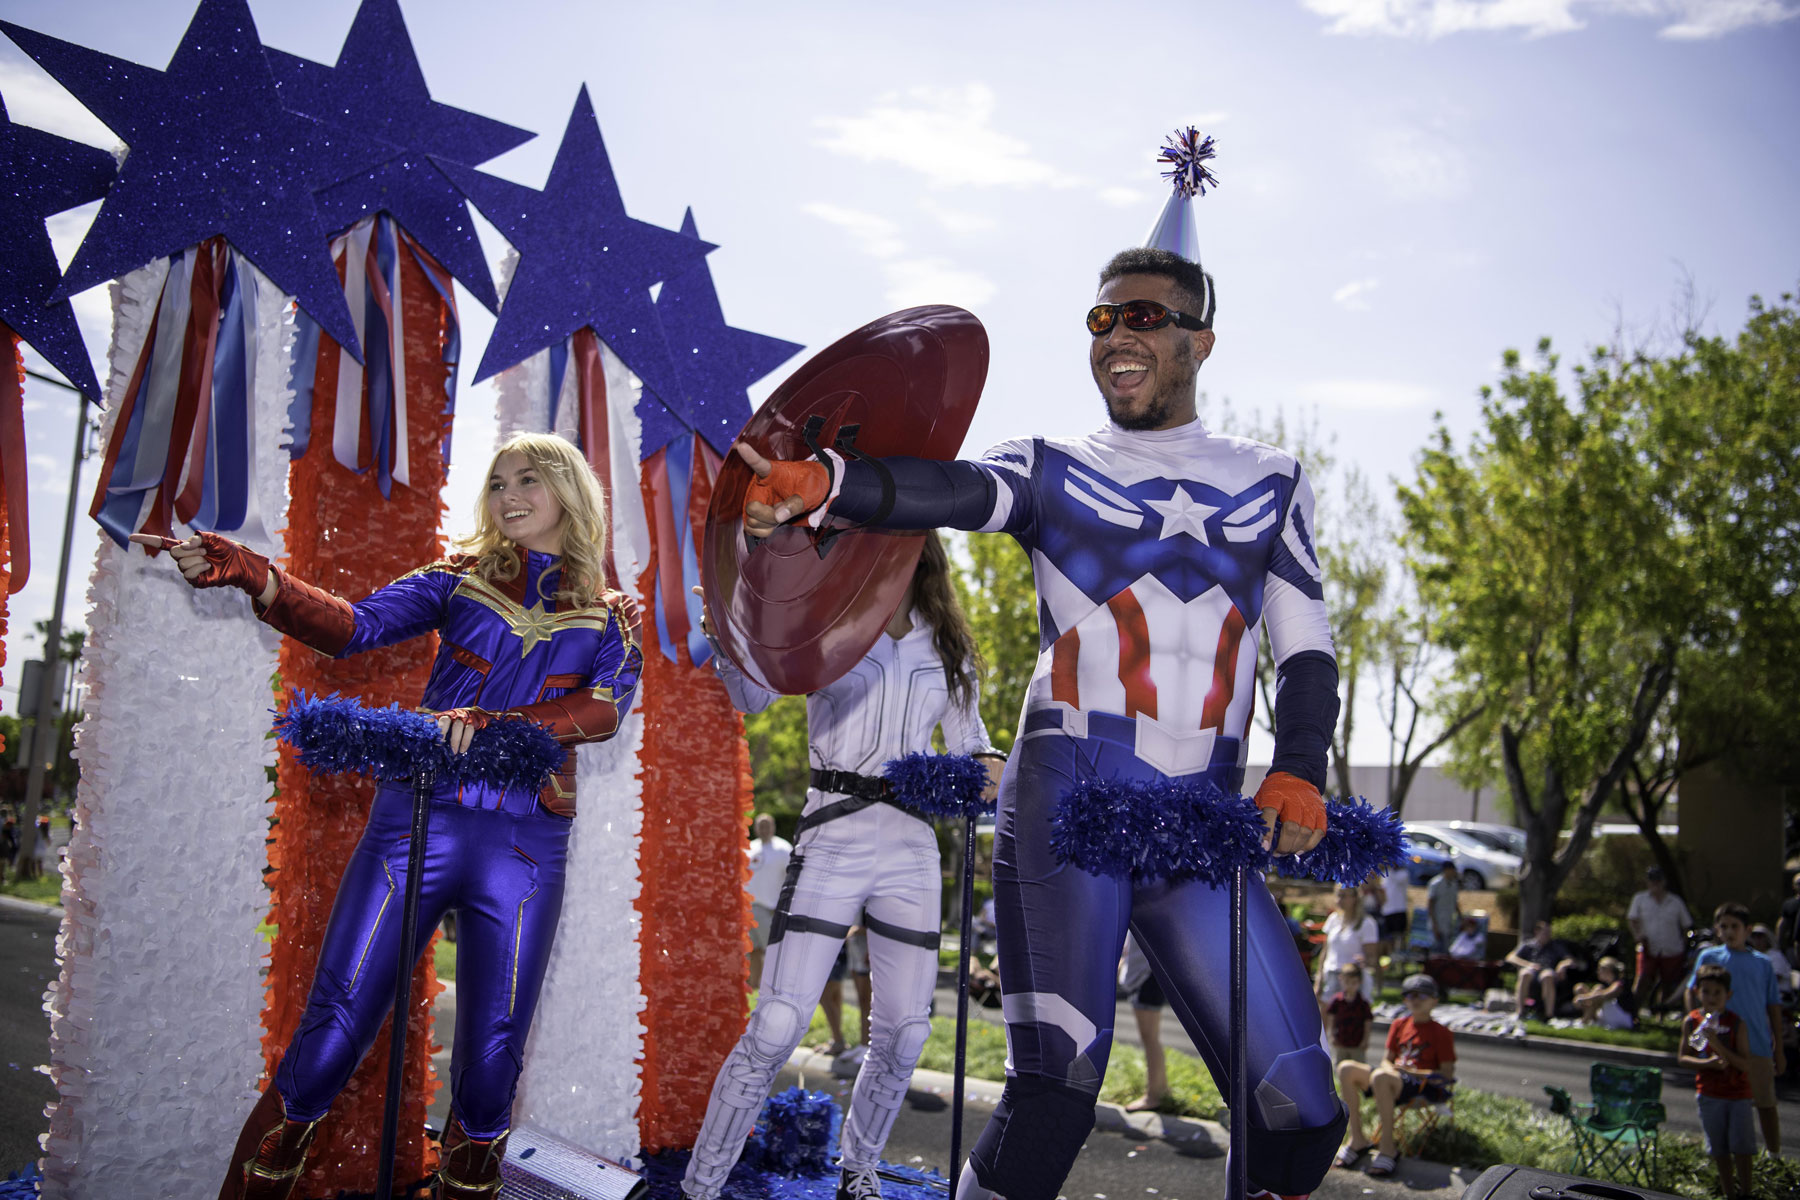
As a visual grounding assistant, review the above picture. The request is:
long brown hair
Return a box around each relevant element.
[911,531,985,707]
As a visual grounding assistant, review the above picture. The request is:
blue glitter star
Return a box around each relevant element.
[0,91,116,398]
[434,86,713,421]
[652,208,802,457]
[266,0,532,314]
[1,0,399,361]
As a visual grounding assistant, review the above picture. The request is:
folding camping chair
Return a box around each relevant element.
[1544,1063,1665,1188]
[1395,1082,1455,1156]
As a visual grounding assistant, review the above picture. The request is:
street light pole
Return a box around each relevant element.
[15,372,90,881]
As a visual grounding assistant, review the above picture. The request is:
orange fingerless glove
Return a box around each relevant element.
[745,459,830,521]
[1253,770,1327,834]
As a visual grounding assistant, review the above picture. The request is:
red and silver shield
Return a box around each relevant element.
[702,305,987,694]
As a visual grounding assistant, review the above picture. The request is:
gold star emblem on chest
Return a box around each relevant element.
[510,602,559,656]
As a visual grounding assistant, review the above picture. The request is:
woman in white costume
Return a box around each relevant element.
[685,532,1002,1200]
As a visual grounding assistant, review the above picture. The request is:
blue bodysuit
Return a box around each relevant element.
[815,417,1346,1199]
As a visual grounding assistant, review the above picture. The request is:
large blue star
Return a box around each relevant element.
[434,86,713,418]
[1,0,398,361]
[651,208,802,457]
[265,0,532,315]
[0,91,115,398]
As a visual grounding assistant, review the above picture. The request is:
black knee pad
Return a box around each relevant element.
[1246,1099,1348,1198]
[967,1075,1097,1200]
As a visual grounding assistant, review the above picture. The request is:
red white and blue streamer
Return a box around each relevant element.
[289,213,460,497]
[89,238,272,548]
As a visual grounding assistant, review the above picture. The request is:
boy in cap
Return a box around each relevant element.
[1334,974,1455,1178]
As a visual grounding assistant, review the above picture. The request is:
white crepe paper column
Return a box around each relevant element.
[500,327,650,1161]
[40,259,291,1198]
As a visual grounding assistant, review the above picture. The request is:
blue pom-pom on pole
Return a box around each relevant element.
[273,690,566,794]
[1279,797,1409,886]
[881,752,992,819]
[748,1086,837,1177]
[1051,782,1410,887]
[1050,778,1267,886]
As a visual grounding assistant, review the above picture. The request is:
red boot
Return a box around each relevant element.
[432,1116,510,1198]
[217,1085,320,1200]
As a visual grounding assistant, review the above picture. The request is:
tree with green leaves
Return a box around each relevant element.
[1400,287,1800,928]
[949,531,1037,757]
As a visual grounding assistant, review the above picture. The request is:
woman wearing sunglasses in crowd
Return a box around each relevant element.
[135,432,642,1200]
[684,531,1003,1200]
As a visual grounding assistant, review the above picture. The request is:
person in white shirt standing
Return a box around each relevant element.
[745,813,793,991]
[686,532,1003,1200]
[1628,866,1693,1012]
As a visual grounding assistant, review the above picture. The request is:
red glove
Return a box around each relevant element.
[745,459,830,523]
[1254,770,1327,853]
[156,532,271,595]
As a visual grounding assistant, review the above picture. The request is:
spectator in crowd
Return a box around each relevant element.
[744,812,792,991]
[1323,963,1373,1068]
[972,893,998,958]
[1334,974,1455,1179]
[1118,934,1169,1112]
[1628,865,1693,1012]
[1777,872,1800,964]
[1380,866,1410,978]
[1507,919,1577,1018]
[1427,860,1462,951]
[1448,916,1487,961]
[1679,963,1756,1199]
[1,808,17,868]
[1749,924,1795,1002]
[1573,957,1634,1030]
[1317,884,1381,1001]
[1687,901,1785,1155]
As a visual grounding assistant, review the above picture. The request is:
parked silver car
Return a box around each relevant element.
[1403,821,1522,889]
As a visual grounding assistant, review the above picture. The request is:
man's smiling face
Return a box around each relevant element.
[1089,272,1215,431]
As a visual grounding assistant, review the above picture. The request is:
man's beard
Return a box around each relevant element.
[1099,340,1196,430]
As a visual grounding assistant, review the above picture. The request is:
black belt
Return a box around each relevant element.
[796,767,923,837]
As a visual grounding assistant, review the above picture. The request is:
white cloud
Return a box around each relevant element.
[1098,186,1145,208]
[881,258,997,311]
[801,202,905,259]
[1333,277,1382,310]
[815,84,1081,190]
[0,61,117,147]
[1299,0,1797,38]
[1297,378,1439,408]
[1370,125,1470,200]
[919,196,996,235]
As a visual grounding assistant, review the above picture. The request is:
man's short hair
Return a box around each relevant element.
[1714,901,1751,925]
[1098,247,1216,328]
[1695,963,1733,991]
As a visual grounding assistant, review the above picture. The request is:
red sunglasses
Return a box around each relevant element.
[1086,300,1207,337]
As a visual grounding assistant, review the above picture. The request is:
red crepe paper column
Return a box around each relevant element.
[263,243,451,1194]
[632,435,756,1152]
[0,325,21,755]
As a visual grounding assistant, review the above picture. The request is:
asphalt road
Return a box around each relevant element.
[0,900,59,1172]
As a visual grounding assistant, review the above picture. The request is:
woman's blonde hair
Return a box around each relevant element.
[454,433,610,607]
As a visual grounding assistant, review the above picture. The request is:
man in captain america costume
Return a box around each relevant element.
[735,242,1348,1199]
[136,433,643,1200]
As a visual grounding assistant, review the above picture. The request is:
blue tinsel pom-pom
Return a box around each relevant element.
[1280,797,1409,886]
[881,752,992,819]
[272,690,566,793]
[0,1163,41,1200]
[1050,777,1267,886]
[748,1086,837,1177]
[1158,126,1219,198]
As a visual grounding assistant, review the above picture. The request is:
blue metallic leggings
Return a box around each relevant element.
[967,731,1341,1199]
[274,786,569,1139]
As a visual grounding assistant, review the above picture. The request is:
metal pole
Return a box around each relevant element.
[376,770,434,1199]
[1228,864,1248,1200]
[16,384,89,879]
[949,812,978,1185]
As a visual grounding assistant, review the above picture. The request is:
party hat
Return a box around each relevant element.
[1143,127,1217,265]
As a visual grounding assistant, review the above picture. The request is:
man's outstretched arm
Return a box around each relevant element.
[737,442,1010,535]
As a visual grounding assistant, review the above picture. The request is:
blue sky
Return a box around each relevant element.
[3,0,1797,765]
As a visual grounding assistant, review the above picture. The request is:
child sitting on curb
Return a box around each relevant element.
[1679,963,1755,1199]
[1573,956,1634,1029]
[1334,974,1456,1178]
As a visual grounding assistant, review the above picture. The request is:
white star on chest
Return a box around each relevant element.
[1144,485,1219,544]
